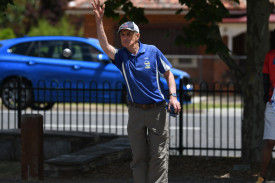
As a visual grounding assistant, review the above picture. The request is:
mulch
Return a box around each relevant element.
[74,156,275,182]
[1,156,275,182]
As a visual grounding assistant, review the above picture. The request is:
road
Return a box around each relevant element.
[0,107,242,157]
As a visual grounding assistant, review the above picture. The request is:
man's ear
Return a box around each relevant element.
[136,33,140,40]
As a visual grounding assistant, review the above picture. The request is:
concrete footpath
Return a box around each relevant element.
[0,177,271,183]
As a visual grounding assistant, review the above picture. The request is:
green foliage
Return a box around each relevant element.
[39,0,68,25]
[104,0,148,25]
[0,0,38,37]
[28,17,83,36]
[177,0,239,55]
[0,0,14,18]
[0,28,16,40]
[0,0,71,37]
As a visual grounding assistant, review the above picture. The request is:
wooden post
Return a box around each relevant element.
[21,114,44,181]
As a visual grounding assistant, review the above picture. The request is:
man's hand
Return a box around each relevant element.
[168,97,181,114]
[91,0,105,21]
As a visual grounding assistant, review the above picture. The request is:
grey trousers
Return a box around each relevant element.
[127,102,169,183]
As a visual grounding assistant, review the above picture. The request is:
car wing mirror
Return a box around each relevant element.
[97,54,111,63]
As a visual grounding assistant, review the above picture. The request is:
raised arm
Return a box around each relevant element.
[91,0,116,60]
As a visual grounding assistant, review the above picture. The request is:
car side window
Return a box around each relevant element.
[39,41,64,59]
[9,42,33,55]
[71,41,101,62]
[9,40,102,62]
[11,41,56,58]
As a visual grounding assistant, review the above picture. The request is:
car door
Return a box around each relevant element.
[63,40,125,103]
[27,40,124,103]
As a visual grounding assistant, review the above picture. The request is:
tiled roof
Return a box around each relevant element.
[68,0,247,10]
[68,0,275,12]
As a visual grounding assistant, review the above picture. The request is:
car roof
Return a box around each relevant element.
[170,67,190,78]
[0,36,104,53]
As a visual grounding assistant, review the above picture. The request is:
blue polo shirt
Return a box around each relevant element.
[113,42,172,104]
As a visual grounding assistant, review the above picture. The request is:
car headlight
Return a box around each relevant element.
[186,84,192,90]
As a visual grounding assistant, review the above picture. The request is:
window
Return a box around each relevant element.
[39,41,64,59]
[9,42,33,55]
[166,55,198,68]
[70,41,101,62]
[9,40,102,62]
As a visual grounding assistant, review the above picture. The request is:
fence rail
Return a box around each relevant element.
[0,78,243,157]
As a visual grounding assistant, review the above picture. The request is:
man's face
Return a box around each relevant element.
[119,29,140,48]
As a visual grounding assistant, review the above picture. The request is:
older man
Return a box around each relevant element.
[91,1,181,182]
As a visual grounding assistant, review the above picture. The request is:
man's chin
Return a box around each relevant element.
[122,43,129,47]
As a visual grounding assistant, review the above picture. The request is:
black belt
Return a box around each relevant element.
[128,101,165,109]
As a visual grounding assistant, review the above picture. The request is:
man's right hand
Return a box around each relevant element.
[91,0,105,22]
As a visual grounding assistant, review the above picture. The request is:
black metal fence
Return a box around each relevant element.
[0,78,243,157]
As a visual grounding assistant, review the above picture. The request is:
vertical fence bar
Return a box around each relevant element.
[179,78,183,155]
[17,76,22,129]
[213,83,216,156]
[226,84,230,157]
[206,84,209,156]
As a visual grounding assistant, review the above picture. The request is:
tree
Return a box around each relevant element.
[104,0,273,161]
[0,0,82,37]
[176,0,273,162]
[0,0,39,37]
[243,0,273,161]
[0,0,14,17]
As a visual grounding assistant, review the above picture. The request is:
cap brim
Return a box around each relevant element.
[117,28,137,34]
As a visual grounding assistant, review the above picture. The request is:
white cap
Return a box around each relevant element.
[118,21,139,33]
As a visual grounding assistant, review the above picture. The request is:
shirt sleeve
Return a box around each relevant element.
[155,47,172,74]
[113,49,123,71]
[111,48,119,65]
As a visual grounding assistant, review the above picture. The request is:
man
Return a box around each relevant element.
[256,49,275,183]
[91,1,181,182]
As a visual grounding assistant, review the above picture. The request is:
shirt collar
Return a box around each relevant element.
[124,41,145,57]
[138,41,145,54]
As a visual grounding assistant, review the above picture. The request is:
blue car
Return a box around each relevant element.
[0,36,192,110]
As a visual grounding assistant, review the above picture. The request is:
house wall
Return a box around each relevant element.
[82,13,235,85]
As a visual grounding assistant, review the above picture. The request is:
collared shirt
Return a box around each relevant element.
[113,42,172,104]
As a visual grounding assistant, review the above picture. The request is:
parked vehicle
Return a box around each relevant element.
[0,36,192,110]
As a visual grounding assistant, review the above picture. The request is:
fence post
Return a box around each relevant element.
[179,78,183,155]
[17,76,22,129]
[21,114,44,181]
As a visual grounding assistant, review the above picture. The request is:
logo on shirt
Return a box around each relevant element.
[144,60,150,69]
[273,58,275,64]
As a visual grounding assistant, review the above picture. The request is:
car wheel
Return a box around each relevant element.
[1,78,32,110]
[30,102,55,110]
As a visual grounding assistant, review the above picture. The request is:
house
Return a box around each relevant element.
[66,0,275,85]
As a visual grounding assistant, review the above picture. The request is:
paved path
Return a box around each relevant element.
[2,177,273,183]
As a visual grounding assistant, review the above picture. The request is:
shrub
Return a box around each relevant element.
[28,17,82,36]
[0,28,16,40]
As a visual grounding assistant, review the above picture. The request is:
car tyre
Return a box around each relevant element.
[30,102,55,111]
[1,77,32,110]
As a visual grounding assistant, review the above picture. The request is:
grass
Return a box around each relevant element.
[0,161,21,179]
[185,103,242,109]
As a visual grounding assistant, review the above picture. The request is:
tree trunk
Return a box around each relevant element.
[241,0,272,162]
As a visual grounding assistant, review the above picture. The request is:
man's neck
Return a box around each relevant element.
[127,42,140,55]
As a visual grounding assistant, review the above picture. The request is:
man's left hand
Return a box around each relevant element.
[168,98,181,113]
